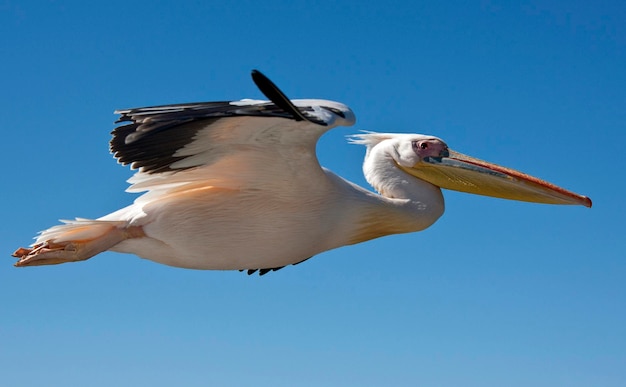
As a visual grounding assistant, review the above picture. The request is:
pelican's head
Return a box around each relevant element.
[350,132,592,207]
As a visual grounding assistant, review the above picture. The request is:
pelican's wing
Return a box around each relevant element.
[110,71,356,193]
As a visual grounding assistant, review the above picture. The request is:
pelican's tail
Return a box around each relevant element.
[12,219,143,267]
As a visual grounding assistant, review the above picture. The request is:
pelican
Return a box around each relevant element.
[12,70,592,275]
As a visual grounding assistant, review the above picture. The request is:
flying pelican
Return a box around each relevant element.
[12,70,592,275]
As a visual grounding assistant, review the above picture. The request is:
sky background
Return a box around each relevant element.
[1,1,625,386]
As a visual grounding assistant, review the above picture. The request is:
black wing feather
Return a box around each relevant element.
[251,69,321,124]
[111,117,217,173]
[239,256,312,276]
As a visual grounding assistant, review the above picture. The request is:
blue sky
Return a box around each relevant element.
[1,1,624,386]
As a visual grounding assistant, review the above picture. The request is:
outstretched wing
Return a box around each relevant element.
[110,70,356,192]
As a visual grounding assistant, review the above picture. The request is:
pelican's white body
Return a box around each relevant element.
[106,166,442,270]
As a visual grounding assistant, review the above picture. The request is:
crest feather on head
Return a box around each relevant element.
[347,132,398,148]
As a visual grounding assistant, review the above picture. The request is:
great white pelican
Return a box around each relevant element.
[12,70,591,274]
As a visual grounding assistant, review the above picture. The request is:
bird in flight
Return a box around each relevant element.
[12,70,591,275]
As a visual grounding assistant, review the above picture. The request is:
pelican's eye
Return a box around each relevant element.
[412,140,428,152]
[412,139,449,159]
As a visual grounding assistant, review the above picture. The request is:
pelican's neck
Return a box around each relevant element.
[349,143,445,242]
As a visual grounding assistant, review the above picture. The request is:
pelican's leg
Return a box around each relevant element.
[12,224,144,267]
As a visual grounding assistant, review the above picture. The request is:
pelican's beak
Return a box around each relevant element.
[402,150,592,207]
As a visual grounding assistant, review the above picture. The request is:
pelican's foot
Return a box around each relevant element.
[12,223,143,267]
[13,240,90,267]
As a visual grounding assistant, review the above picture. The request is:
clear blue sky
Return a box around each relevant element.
[2,1,624,386]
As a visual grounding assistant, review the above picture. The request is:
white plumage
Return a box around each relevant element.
[13,70,591,274]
